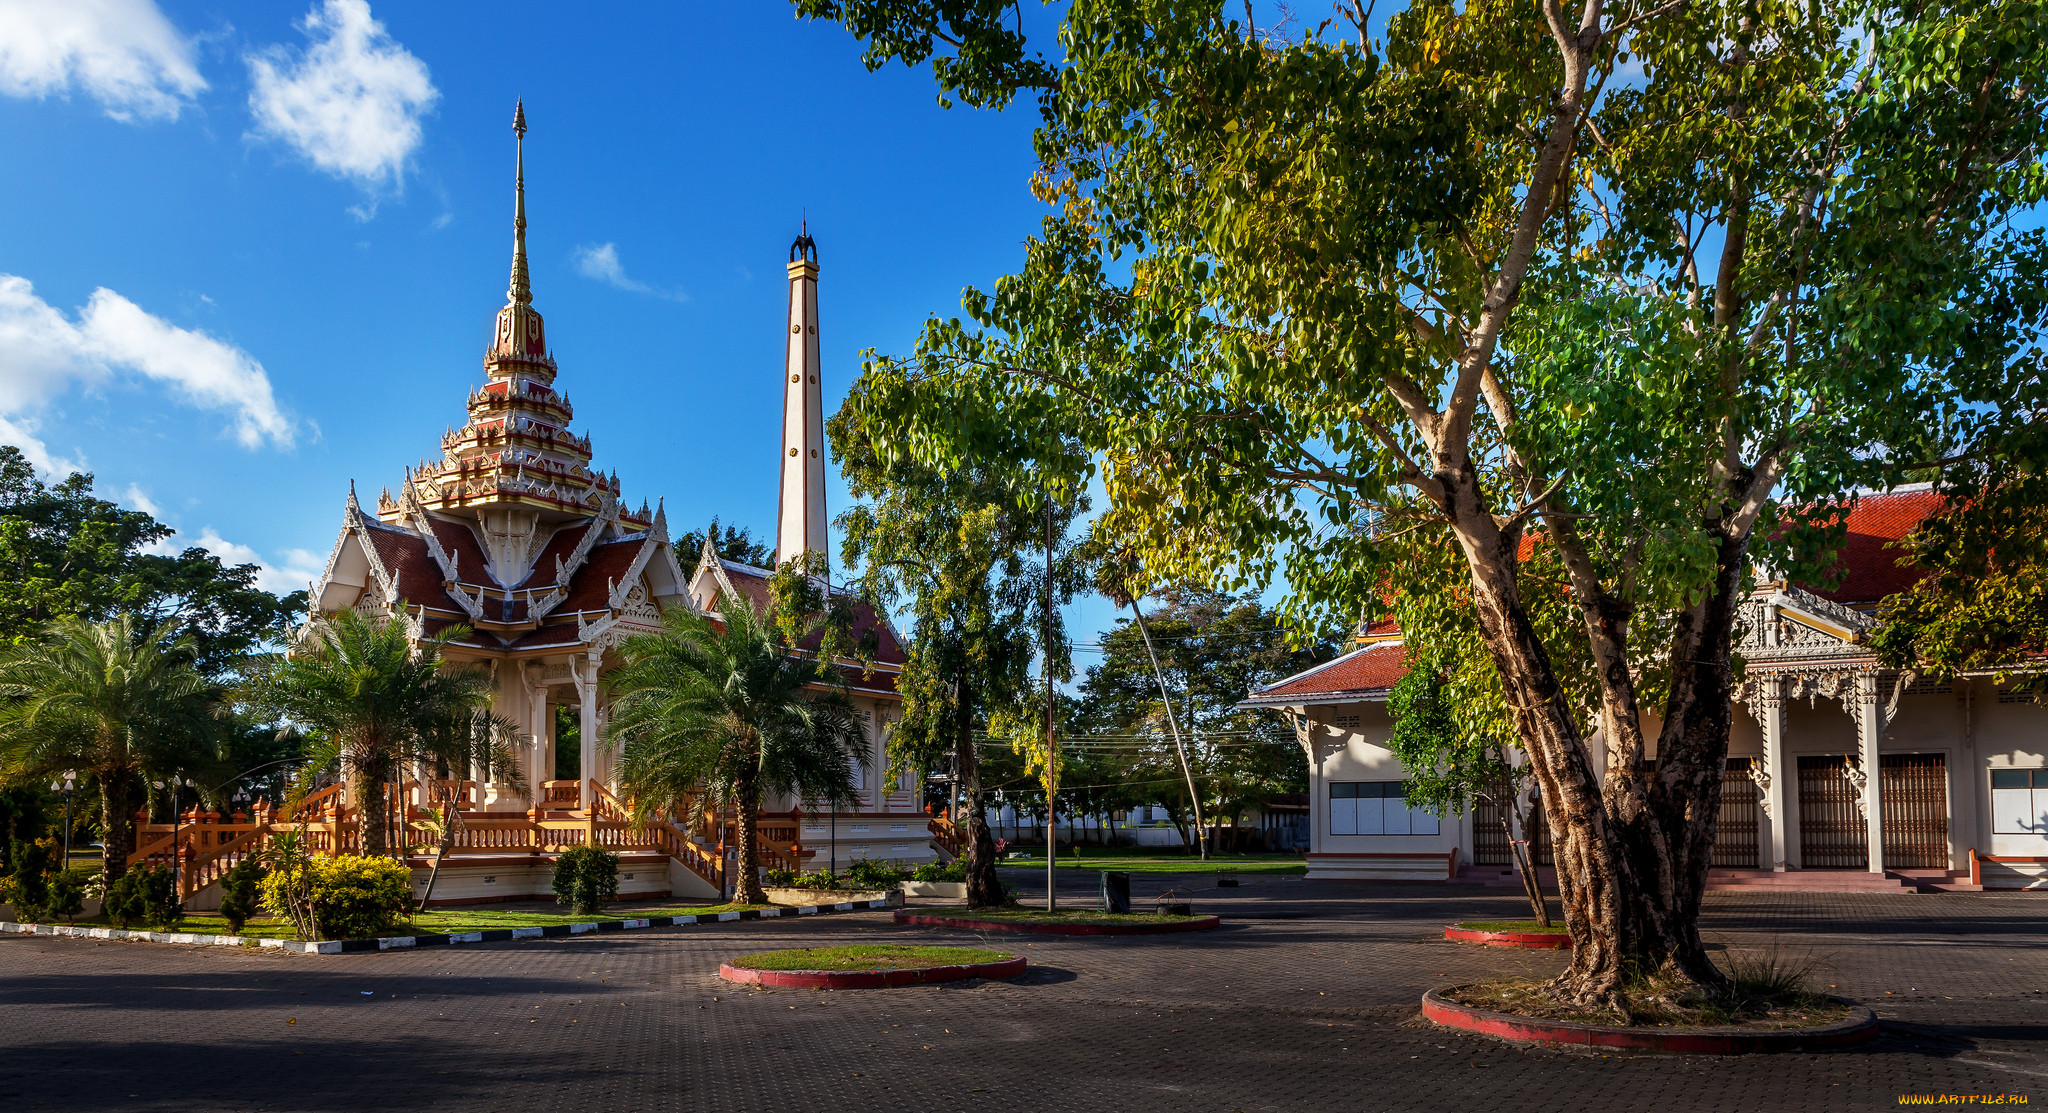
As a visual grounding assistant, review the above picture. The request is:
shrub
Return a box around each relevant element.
[788,869,840,890]
[763,868,798,888]
[256,833,317,940]
[1,838,57,920]
[105,866,182,929]
[551,846,620,916]
[44,868,91,924]
[217,858,266,934]
[843,858,909,890]
[911,859,967,883]
[261,855,411,941]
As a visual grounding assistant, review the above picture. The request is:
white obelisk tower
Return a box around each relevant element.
[776,224,826,570]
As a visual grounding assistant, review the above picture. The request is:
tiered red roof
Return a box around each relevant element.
[1803,487,1943,606]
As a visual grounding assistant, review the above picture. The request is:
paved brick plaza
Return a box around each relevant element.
[1,873,2041,1112]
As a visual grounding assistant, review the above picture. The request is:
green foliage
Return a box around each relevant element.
[604,591,867,902]
[676,517,773,579]
[551,845,620,916]
[0,446,303,676]
[44,867,90,924]
[257,855,410,941]
[1,837,58,919]
[1872,474,2048,691]
[255,830,317,940]
[104,865,181,929]
[1069,587,1321,841]
[789,0,1055,110]
[216,857,266,934]
[0,615,220,881]
[1386,658,1522,819]
[842,857,910,889]
[763,868,799,888]
[240,607,522,855]
[911,858,967,882]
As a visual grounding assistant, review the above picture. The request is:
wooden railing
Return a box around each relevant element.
[541,780,582,809]
[928,811,963,859]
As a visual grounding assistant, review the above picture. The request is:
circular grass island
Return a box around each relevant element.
[1422,976,1877,1054]
[895,907,1222,936]
[718,944,1025,989]
[1444,920,1573,949]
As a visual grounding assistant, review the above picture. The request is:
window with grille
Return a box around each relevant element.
[1329,782,1441,836]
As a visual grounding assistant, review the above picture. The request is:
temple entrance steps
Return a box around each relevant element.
[1703,869,1914,892]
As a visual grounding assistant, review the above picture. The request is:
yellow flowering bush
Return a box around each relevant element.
[261,854,412,941]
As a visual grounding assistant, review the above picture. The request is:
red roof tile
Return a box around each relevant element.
[426,518,492,585]
[1804,488,1943,606]
[362,523,462,614]
[515,521,592,590]
[1243,643,1410,704]
[559,537,648,612]
[718,562,908,667]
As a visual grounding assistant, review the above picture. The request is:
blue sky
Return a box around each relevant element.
[0,0,1061,613]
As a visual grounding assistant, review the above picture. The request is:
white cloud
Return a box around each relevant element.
[0,273,295,455]
[146,525,324,594]
[0,0,206,121]
[572,242,687,302]
[245,0,437,192]
[120,483,163,517]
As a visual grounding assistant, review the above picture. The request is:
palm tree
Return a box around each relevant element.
[0,616,220,882]
[241,608,523,856]
[606,589,866,904]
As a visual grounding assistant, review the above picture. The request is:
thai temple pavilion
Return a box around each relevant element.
[140,105,939,908]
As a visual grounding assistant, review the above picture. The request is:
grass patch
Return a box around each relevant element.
[1455,920,1569,934]
[730,944,1012,972]
[1002,849,1305,875]
[62,902,764,941]
[1445,947,1849,1030]
[921,905,1199,926]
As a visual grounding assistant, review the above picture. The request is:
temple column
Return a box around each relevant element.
[524,662,548,803]
[574,650,599,811]
[1855,672,1886,874]
[1761,676,1790,871]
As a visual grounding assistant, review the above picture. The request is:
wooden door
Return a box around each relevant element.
[1880,754,1950,870]
[1715,758,1761,868]
[1798,755,1869,870]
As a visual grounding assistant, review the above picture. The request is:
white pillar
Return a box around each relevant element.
[1761,677,1790,871]
[525,663,548,803]
[576,651,599,809]
[1856,672,1886,874]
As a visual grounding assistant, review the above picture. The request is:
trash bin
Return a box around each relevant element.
[1100,870,1131,914]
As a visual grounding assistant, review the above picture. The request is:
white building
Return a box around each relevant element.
[1244,489,2048,891]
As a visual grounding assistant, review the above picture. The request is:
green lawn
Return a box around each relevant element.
[65,901,765,940]
[1001,848,1306,875]
[1455,920,1568,933]
[916,906,1201,925]
[730,944,1013,971]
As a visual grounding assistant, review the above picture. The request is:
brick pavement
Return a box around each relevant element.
[0,873,2040,1112]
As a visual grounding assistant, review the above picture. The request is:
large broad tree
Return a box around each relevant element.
[0,616,219,881]
[0,446,303,676]
[797,0,2048,1004]
[831,393,1087,907]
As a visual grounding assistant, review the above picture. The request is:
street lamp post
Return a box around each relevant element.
[51,772,76,864]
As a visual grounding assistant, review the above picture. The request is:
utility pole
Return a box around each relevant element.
[1129,602,1207,860]
[1043,494,1058,911]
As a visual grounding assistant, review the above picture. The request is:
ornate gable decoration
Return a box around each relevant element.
[1737,586,1876,659]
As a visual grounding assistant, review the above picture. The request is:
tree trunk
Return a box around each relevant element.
[1449,497,1710,1007]
[956,676,1005,909]
[1505,816,1549,927]
[357,757,391,857]
[733,766,767,905]
[99,769,135,883]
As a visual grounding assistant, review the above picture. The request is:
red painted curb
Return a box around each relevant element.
[718,955,1027,989]
[1444,924,1573,949]
[1420,988,1880,1054]
[893,911,1223,936]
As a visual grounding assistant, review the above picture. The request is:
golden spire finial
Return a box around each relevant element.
[509,99,531,306]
